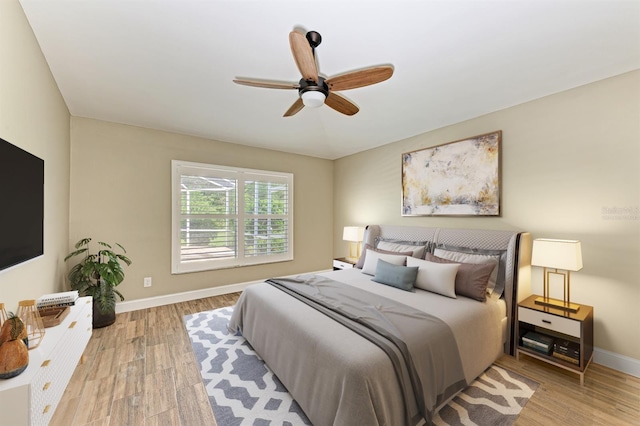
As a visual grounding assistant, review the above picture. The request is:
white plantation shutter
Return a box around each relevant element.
[243,179,290,257]
[172,161,293,273]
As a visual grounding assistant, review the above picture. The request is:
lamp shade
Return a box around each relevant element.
[342,226,364,242]
[301,91,326,108]
[531,239,583,271]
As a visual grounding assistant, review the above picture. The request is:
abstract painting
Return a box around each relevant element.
[402,131,501,216]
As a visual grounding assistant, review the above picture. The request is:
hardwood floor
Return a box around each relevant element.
[496,356,639,425]
[52,293,639,425]
[50,293,240,426]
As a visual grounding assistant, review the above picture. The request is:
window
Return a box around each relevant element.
[171,160,293,273]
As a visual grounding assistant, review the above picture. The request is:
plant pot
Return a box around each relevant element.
[92,302,116,329]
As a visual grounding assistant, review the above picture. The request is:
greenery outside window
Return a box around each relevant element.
[171,160,293,273]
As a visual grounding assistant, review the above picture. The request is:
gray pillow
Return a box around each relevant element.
[371,259,418,292]
[374,237,430,259]
[433,244,506,298]
[425,253,496,301]
[355,243,412,269]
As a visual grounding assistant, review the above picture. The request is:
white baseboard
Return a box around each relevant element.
[115,272,640,379]
[115,280,256,313]
[594,347,640,378]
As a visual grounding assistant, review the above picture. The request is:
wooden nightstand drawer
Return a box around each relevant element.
[518,306,581,338]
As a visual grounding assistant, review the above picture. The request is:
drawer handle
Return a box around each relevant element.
[43,405,51,414]
[43,382,51,390]
[41,359,51,367]
[69,321,77,329]
[542,319,552,324]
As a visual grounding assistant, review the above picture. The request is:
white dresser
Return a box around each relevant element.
[0,297,92,425]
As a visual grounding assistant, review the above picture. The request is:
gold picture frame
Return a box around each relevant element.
[401,131,501,216]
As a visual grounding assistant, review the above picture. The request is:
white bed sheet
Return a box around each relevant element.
[317,268,506,384]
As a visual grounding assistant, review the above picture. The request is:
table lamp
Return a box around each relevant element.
[343,226,365,262]
[531,238,583,313]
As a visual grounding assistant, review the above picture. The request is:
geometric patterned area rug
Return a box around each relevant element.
[184,307,311,426]
[184,307,538,426]
[433,365,538,426]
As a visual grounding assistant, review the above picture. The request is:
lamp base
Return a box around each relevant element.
[534,296,580,313]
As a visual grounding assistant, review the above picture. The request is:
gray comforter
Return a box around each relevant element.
[229,274,468,425]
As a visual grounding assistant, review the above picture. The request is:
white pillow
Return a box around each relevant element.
[433,248,499,294]
[376,240,426,258]
[361,249,407,276]
[406,257,460,298]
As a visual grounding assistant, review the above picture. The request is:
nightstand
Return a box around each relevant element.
[516,294,594,385]
[333,257,356,270]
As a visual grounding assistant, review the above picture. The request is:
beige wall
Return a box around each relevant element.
[69,118,333,301]
[0,0,70,310]
[334,70,640,360]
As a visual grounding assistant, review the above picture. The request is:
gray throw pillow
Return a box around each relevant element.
[425,253,496,301]
[371,259,418,292]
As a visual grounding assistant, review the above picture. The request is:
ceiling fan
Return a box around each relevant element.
[233,30,394,117]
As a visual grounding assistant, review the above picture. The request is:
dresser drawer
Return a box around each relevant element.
[31,302,92,425]
[518,306,581,338]
[31,358,56,426]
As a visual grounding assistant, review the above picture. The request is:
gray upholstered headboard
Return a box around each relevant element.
[363,225,531,355]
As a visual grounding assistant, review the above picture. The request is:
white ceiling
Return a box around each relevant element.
[19,0,640,160]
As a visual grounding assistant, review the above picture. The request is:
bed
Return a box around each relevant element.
[229,225,531,425]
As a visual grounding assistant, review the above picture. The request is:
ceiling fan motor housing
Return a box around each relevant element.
[298,77,329,97]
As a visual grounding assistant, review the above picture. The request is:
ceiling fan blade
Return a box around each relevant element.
[325,66,394,91]
[325,92,359,116]
[283,97,304,117]
[233,78,299,90]
[289,31,318,83]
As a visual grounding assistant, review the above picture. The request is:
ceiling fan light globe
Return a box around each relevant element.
[301,91,326,108]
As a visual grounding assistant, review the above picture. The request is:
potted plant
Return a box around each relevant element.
[64,238,132,328]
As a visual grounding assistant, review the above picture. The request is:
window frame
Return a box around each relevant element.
[171,160,294,274]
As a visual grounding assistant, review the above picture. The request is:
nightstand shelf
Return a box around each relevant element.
[516,294,594,385]
[333,258,356,270]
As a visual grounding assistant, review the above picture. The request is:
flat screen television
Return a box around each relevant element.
[0,137,44,272]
